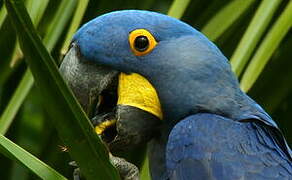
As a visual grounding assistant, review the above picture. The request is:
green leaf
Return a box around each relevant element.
[4,0,120,179]
[0,69,33,134]
[230,0,282,76]
[3,0,50,134]
[240,1,292,92]
[25,0,49,26]
[140,156,150,180]
[43,0,77,51]
[1,0,76,134]
[201,0,255,41]
[61,0,89,55]
[0,134,67,180]
[167,0,191,19]
[9,88,47,180]
[0,5,7,28]
[10,0,50,67]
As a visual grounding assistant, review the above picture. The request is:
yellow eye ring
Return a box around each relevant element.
[129,29,157,56]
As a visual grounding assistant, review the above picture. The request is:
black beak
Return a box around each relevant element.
[60,43,161,152]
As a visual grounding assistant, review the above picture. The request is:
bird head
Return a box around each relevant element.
[60,10,237,151]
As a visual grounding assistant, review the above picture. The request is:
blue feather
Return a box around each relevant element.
[166,113,292,180]
[72,10,292,180]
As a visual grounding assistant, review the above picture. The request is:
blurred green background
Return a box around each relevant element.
[0,0,291,179]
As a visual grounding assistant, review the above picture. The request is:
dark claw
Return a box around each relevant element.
[73,168,82,180]
[69,161,83,180]
[110,154,140,180]
[69,156,139,180]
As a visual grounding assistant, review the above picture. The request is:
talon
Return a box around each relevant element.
[69,161,77,167]
[110,154,140,180]
[73,168,81,180]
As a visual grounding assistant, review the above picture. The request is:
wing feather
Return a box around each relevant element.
[166,113,292,180]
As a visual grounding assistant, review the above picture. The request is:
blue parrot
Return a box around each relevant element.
[60,10,292,179]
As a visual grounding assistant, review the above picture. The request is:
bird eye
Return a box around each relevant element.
[134,36,149,52]
[129,29,157,56]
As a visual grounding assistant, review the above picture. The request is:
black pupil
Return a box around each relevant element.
[134,35,149,52]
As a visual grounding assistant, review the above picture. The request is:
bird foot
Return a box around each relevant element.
[109,153,140,180]
[69,155,139,180]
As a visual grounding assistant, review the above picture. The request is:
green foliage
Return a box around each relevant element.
[230,0,282,76]
[0,133,66,180]
[0,0,291,180]
[4,0,119,180]
[202,0,255,41]
[240,1,292,92]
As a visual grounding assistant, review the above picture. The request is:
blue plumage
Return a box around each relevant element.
[72,10,292,179]
[166,113,291,179]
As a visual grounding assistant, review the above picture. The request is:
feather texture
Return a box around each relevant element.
[166,113,292,180]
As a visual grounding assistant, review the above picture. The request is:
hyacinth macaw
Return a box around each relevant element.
[60,10,292,180]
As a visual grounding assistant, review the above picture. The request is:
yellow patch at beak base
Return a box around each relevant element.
[95,119,116,135]
[117,72,163,120]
